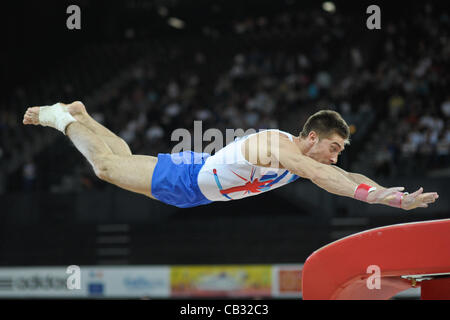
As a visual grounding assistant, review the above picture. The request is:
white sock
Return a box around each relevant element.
[38,103,77,135]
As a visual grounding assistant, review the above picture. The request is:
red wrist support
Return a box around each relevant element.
[354,183,376,202]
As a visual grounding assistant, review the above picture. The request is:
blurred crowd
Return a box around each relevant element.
[0,2,448,194]
[367,3,450,177]
[0,43,147,193]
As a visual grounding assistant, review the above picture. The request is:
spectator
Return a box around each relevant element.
[22,159,37,192]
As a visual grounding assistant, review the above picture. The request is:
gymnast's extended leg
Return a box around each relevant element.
[23,103,158,200]
[63,101,132,157]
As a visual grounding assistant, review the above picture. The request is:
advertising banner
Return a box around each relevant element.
[0,265,171,298]
[271,264,303,298]
[0,267,86,298]
[0,264,303,298]
[85,266,170,298]
[171,265,272,297]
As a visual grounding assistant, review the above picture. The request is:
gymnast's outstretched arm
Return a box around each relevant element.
[273,134,439,210]
[331,165,386,189]
[329,165,439,210]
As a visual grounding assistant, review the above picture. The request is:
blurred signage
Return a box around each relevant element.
[0,266,170,298]
[0,267,86,297]
[85,266,170,298]
[171,265,272,297]
[86,269,105,297]
[0,264,304,298]
[271,264,303,298]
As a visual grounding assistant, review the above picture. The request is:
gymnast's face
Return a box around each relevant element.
[304,132,346,165]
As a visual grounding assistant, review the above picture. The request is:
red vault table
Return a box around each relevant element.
[302,218,450,300]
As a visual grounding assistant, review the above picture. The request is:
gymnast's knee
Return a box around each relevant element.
[92,154,117,182]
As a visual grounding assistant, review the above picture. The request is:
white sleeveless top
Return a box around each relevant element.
[197,129,300,202]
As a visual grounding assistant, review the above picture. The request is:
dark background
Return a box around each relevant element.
[0,0,449,267]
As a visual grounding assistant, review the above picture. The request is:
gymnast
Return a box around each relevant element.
[23,101,439,209]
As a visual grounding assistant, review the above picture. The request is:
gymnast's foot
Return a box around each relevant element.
[23,102,77,134]
[65,101,88,122]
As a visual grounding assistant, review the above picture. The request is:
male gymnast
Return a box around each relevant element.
[23,101,439,209]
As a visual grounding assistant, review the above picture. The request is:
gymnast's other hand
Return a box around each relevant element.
[401,187,439,211]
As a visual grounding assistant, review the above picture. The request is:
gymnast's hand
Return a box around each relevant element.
[366,186,439,210]
[400,187,439,211]
[365,186,404,205]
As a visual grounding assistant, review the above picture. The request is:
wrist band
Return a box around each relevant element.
[354,183,377,202]
[388,192,404,208]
